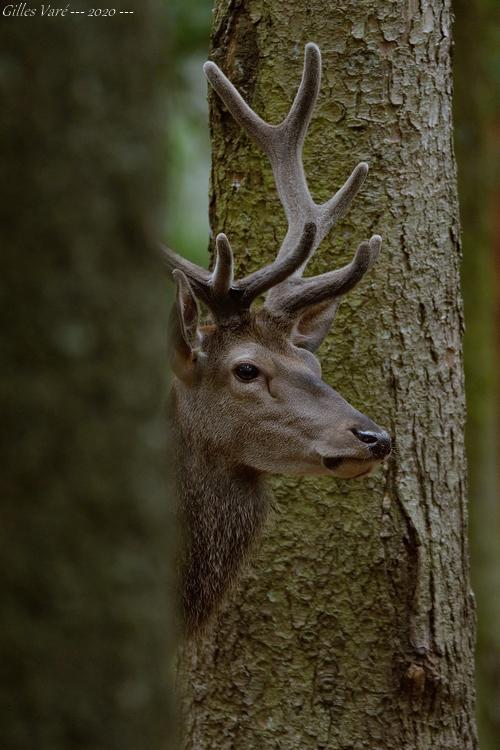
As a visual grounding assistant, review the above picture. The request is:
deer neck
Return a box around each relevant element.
[171,385,270,634]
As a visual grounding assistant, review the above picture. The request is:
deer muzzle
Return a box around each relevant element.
[321,422,391,478]
[350,428,392,459]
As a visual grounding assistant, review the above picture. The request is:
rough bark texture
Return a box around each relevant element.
[0,5,177,749]
[179,1,477,747]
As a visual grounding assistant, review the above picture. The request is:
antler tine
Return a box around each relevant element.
[320,162,369,227]
[275,235,382,315]
[160,243,213,306]
[203,61,273,153]
[239,222,317,304]
[161,243,210,284]
[212,233,234,296]
[366,233,382,269]
[283,42,321,146]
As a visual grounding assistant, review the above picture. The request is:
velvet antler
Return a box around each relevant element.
[161,222,317,320]
[163,43,380,325]
[204,43,381,317]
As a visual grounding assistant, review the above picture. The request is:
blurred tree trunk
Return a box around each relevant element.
[178,0,477,748]
[454,1,500,747]
[0,5,177,750]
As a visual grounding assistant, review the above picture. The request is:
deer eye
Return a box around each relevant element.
[234,363,260,382]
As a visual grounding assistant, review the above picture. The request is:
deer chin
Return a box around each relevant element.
[322,456,376,479]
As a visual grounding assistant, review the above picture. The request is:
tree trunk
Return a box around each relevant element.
[179,1,477,747]
[0,5,177,749]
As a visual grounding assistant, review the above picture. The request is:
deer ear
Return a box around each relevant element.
[290,299,339,352]
[169,269,200,381]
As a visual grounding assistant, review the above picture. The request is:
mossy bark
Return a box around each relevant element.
[0,5,176,749]
[179,1,477,747]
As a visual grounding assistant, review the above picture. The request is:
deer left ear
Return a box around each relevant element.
[169,269,200,381]
[291,299,340,352]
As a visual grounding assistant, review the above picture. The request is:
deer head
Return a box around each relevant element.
[164,43,391,481]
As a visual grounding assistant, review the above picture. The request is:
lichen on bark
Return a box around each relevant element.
[179,1,477,747]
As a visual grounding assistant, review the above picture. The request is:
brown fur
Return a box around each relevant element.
[172,386,269,635]
[170,312,389,634]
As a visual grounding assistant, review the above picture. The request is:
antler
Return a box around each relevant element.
[161,222,317,320]
[274,235,382,315]
[204,43,381,314]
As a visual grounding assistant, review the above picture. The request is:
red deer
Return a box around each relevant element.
[163,43,391,634]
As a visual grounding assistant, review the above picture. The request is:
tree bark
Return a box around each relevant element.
[179,1,477,747]
[0,5,177,749]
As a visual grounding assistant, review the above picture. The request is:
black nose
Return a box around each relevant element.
[351,428,392,459]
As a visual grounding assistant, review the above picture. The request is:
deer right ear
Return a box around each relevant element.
[169,269,200,382]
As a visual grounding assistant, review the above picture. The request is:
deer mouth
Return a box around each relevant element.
[322,456,375,479]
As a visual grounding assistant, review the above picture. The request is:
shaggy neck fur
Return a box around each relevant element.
[171,386,270,635]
